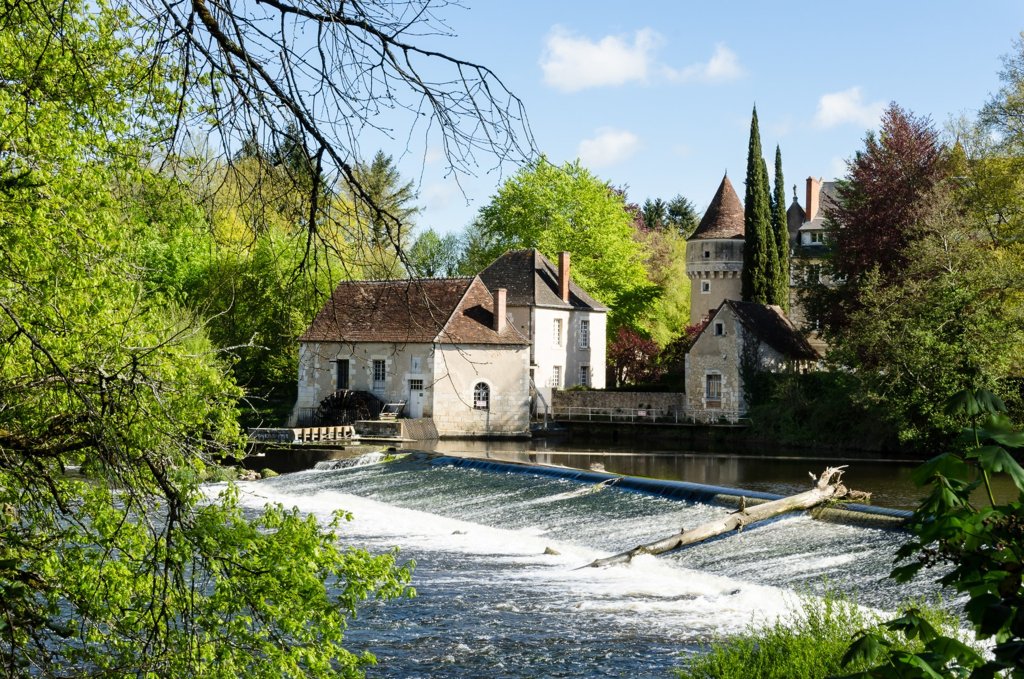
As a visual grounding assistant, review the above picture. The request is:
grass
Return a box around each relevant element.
[676,592,965,679]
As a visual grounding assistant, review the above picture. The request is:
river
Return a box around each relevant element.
[223,443,956,677]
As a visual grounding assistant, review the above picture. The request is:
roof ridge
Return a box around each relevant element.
[434,276,479,343]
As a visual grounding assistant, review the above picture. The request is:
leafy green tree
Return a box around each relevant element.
[0,3,414,676]
[636,227,691,345]
[473,157,656,331]
[825,186,1024,444]
[408,228,463,277]
[772,145,790,309]
[741,107,777,305]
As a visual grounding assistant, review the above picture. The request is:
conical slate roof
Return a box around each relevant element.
[689,175,745,241]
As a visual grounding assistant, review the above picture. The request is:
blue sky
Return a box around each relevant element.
[375,2,1024,235]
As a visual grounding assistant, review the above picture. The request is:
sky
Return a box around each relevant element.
[369,1,1024,236]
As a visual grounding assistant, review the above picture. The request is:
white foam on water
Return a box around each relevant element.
[217,476,805,637]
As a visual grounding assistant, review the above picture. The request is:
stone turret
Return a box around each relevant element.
[686,175,745,325]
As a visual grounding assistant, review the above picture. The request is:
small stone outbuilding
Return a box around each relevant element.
[685,300,820,422]
[293,276,531,437]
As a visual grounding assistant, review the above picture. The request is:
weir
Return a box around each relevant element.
[220,452,942,678]
[428,454,912,528]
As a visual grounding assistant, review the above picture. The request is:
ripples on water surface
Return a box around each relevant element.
[223,456,940,678]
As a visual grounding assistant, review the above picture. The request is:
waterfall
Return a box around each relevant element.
[219,454,937,678]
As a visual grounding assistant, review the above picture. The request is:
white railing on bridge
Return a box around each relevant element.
[250,425,355,444]
[550,406,748,425]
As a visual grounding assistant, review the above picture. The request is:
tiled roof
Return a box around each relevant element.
[479,249,608,311]
[721,301,820,360]
[689,175,745,241]
[300,277,529,345]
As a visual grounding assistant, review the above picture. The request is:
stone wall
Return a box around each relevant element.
[551,390,685,417]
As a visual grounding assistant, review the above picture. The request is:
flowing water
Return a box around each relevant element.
[222,452,946,678]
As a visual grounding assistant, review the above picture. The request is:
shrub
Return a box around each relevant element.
[676,592,964,679]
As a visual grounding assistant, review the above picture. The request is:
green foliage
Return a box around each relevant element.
[742,107,779,305]
[824,187,1024,445]
[330,150,418,279]
[0,1,415,674]
[772,145,791,310]
[838,389,1024,678]
[678,593,963,679]
[637,229,691,345]
[408,228,463,277]
[470,156,655,332]
[745,372,900,451]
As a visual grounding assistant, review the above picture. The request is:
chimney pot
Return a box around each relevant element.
[493,288,507,333]
[558,251,570,303]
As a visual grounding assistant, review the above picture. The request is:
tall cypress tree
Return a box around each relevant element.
[741,106,773,304]
[772,145,790,309]
[761,156,780,300]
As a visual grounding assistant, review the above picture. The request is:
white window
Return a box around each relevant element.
[810,231,824,244]
[714,322,725,336]
[372,359,386,391]
[553,318,563,346]
[706,373,722,406]
[578,365,590,387]
[409,379,424,392]
[473,382,490,410]
[578,319,590,349]
[549,365,562,388]
[701,280,711,294]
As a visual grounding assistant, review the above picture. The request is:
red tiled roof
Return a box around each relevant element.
[300,277,529,345]
[689,175,745,241]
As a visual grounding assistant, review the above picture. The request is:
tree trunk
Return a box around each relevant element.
[580,466,854,569]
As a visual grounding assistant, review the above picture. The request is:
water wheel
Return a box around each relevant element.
[314,389,385,425]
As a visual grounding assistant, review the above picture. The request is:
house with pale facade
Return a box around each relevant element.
[479,249,607,411]
[292,276,531,437]
[685,300,820,422]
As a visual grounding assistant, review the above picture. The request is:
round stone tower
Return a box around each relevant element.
[686,175,745,325]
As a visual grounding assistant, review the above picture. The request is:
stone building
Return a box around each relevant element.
[686,175,745,326]
[480,249,607,410]
[684,300,820,421]
[293,276,531,437]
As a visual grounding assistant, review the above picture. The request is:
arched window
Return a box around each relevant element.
[473,382,490,411]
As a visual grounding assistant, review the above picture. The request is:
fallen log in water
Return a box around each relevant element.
[580,466,857,569]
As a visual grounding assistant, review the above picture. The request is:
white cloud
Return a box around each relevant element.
[813,87,885,129]
[664,43,744,83]
[577,128,640,168]
[541,27,660,92]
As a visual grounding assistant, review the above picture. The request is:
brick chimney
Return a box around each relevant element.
[493,288,506,333]
[558,251,570,303]
[806,177,821,222]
